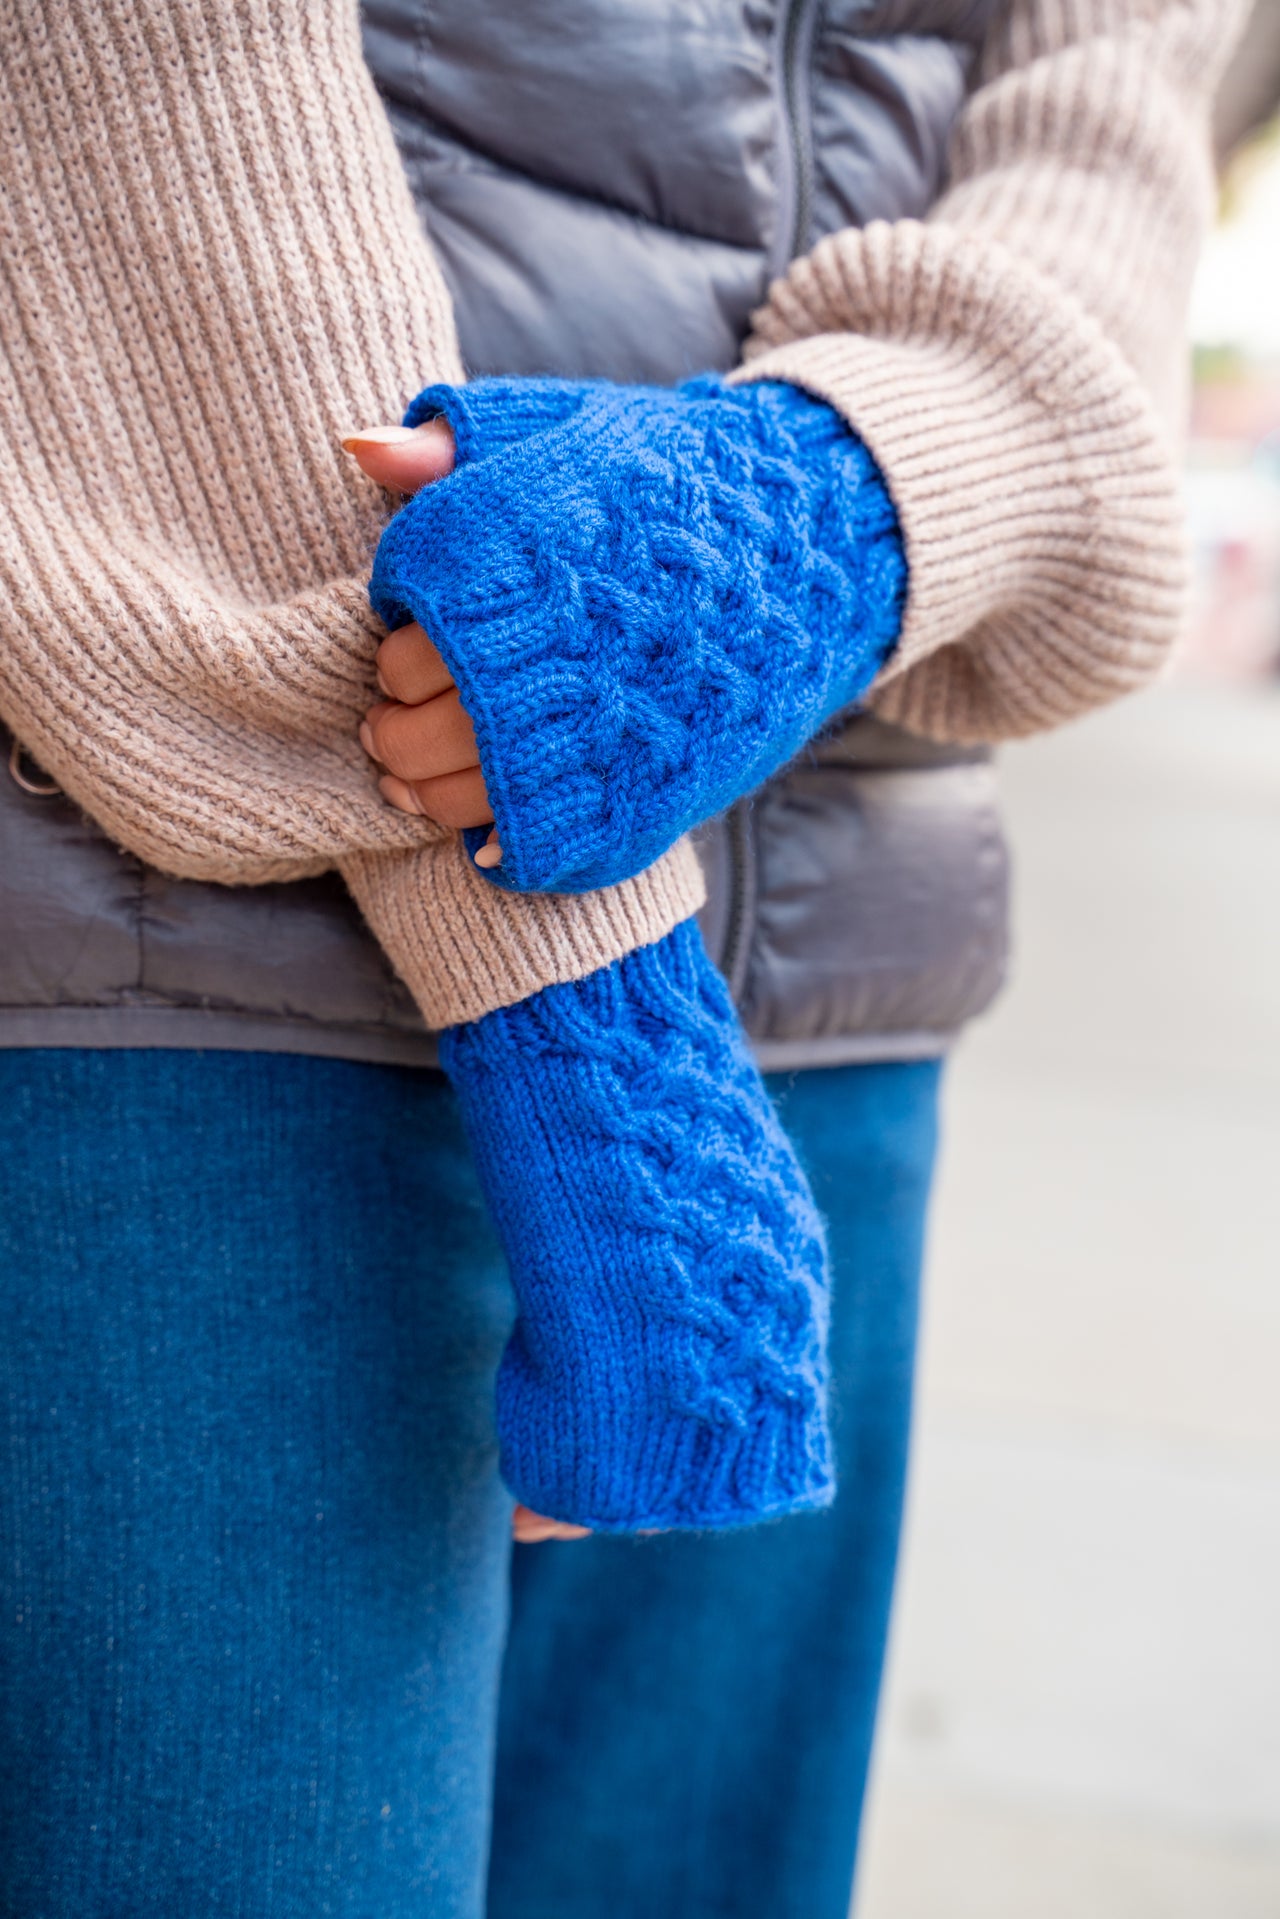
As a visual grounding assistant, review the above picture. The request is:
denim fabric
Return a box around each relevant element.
[0,1051,515,1919]
[0,1050,938,1918]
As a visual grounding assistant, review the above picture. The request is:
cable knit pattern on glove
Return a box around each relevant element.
[439,918,834,1532]
[370,377,906,893]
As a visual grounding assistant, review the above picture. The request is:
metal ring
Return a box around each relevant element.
[7,736,62,797]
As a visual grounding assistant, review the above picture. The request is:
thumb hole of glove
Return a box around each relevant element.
[403,376,594,468]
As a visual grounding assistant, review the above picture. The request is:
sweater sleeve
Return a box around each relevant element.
[736,0,1250,743]
[0,0,701,1031]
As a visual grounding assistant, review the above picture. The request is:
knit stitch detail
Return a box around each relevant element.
[0,0,699,1033]
[440,918,834,1531]
[371,376,906,893]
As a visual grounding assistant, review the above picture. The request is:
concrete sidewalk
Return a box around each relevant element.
[855,679,1280,1918]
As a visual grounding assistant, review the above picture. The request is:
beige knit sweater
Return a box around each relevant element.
[0,0,1244,1028]
[744,0,1247,741]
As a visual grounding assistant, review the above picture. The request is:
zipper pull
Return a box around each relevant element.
[7,736,62,798]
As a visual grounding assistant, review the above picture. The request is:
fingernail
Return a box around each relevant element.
[359,720,376,757]
[513,1517,550,1542]
[341,426,420,451]
[379,775,425,816]
[375,668,391,697]
[473,841,503,870]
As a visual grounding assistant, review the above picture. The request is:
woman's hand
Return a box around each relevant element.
[512,1506,591,1545]
[348,421,577,1543]
[361,377,905,897]
[343,422,501,868]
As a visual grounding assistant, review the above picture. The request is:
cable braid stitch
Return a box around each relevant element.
[440,919,833,1530]
[371,375,906,894]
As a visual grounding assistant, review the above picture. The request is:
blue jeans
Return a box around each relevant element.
[0,1049,938,1918]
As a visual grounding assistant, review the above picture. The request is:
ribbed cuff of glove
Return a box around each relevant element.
[370,375,906,894]
[439,917,834,1532]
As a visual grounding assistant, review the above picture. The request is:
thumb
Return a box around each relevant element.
[342,418,455,494]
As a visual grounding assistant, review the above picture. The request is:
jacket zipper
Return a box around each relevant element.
[7,735,61,798]
[721,0,819,1002]
[718,801,758,1009]
[772,0,820,275]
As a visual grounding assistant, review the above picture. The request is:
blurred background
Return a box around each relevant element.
[856,9,1280,1914]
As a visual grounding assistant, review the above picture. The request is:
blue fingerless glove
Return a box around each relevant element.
[440,918,833,1532]
[370,375,906,894]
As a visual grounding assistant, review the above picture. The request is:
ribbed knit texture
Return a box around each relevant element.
[0,0,1243,996]
[740,0,1249,742]
[0,0,700,1031]
[0,2,1244,975]
[0,0,1242,1538]
[441,919,834,1530]
[372,377,906,894]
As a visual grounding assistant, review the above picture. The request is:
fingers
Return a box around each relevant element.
[342,417,456,493]
[512,1505,592,1545]
[473,828,503,868]
[374,774,425,817]
[359,624,498,834]
[362,690,477,785]
[376,622,454,705]
[377,766,493,830]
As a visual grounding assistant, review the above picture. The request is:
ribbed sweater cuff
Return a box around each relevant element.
[342,836,706,1031]
[736,222,1188,743]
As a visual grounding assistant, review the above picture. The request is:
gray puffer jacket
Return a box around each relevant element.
[0,0,1008,1069]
